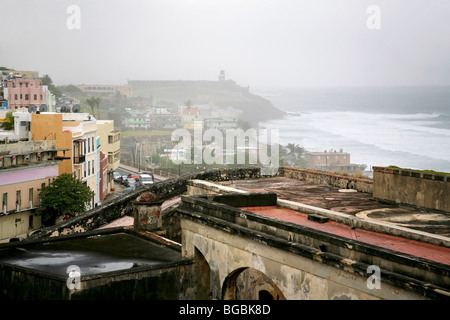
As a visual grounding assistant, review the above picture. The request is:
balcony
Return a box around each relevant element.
[73,155,86,164]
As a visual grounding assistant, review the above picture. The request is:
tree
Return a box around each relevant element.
[86,97,101,119]
[37,173,94,225]
[286,143,304,159]
[0,111,15,131]
[40,74,62,97]
[185,99,193,112]
[94,97,101,119]
[85,97,97,117]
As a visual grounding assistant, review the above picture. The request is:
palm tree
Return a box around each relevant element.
[286,143,305,160]
[85,97,97,117]
[286,143,298,157]
[94,97,101,119]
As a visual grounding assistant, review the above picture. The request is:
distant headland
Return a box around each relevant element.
[128,71,285,126]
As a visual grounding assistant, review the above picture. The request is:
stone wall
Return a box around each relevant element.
[177,194,450,299]
[30,167,262,239]
[0,228,209,300]
[279,167,373,193]
[373,166,450,213]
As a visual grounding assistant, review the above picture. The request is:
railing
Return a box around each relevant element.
[73,155,86,164]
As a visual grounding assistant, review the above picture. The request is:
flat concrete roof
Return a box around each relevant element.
[240,205,450,266]
[229,177,450,237]
[0,230,182,277]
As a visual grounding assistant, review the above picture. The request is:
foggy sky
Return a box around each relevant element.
[1,0,449,87]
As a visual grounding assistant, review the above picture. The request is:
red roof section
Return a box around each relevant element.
[240,206,450,266]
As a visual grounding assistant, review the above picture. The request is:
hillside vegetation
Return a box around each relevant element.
[130,79,285,125]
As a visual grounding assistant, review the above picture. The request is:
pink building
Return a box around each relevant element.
[4,77,47,109]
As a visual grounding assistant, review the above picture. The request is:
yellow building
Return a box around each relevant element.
[97,120,120,171]
[31,113,73,175]
[0,140,63,242]
[32,112,100,208]
[97,120,120,192]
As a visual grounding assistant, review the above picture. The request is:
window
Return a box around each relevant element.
[34,94,37,100]
[29,188,33,208]
[16,190,21,210]
[2,193,7,213]
[92,137,95,149]
[29,215,34,229]
[88,137,90,153]
[88,161,91,175]
[14,94,18,100]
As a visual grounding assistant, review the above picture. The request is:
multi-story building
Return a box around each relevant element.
[179,106,203,130]
[30,112,102,208]
[62,113,99,208]
[305,151,360,173]
[98,151,108,202]
[77,84,132,97]
[97,120,121,192]
[2,76,50,110]
[0,139,67,242]
[204,117,237,131]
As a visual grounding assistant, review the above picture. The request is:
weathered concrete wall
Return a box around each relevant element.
[0,264,71,299]
[0,228,209,300]
[279,167,373,193]
[373,166,450,213]
[181,218,427,300]
[177,194,450,300]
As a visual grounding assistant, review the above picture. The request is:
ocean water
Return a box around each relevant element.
[254,86,450,173]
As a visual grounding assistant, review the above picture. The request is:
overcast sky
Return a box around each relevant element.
[1,0,449,87]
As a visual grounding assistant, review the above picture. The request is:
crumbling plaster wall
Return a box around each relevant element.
[180,218,422,300]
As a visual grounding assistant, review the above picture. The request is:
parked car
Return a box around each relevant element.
[127,173,140,181]
[113,171,122,182]
[126,177,138,188]
[138,173,154,186]
[121,175,129,185]
[141,171,155,180]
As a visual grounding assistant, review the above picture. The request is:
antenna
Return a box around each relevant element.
[39,104,48,112]
[28,104,37,113]
[72,104,81,113]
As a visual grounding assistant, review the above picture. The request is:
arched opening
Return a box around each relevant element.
[192,248,211,300]
[258,290,274,300]
[222,267,286,300]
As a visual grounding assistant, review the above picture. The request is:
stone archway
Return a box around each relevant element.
[222,267,286,300]
[192,248,211,300]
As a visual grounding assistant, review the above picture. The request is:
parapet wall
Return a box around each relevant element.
[373,166,450,213]
[279,167,373,193]
[29,167,262,239]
